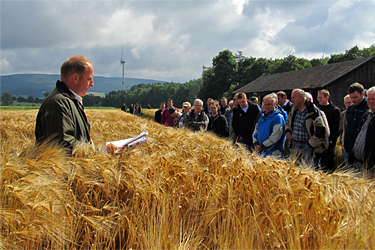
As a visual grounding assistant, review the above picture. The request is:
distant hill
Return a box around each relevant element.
[0,74,167,98]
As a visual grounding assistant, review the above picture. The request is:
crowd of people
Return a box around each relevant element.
[34,55,374,176]
[154,83,375,176]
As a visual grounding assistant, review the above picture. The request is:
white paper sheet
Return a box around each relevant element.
[106,131,149,147]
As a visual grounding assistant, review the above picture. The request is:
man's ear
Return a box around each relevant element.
[72,73,79,83]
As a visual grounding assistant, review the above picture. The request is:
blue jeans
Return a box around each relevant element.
[291,141,314,166]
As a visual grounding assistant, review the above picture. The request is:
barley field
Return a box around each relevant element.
[1,110,374,249]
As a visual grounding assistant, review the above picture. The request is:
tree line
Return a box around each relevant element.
[1,45,374,107]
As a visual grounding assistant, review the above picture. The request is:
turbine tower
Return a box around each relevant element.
[120,47,126,89]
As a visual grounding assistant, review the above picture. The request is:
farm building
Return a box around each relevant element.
[234,56,375,109]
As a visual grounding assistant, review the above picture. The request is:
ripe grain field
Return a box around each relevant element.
[1,110,374,249]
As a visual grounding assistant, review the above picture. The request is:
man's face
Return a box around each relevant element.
[367,92,375,113]
[237,97,247,108]
[291,91,303,107]
[160,103,165,110]
[277,95,286,105]
[221,98,227,107]
[263,97,276,114]
[183,106,190,113]
[74,65,94,97]
[344,97,352,110]
[167,100,173,108]
[207,99,213,106]
[317,93,329,106]
[349,91,365,106]
[209,104,218,115]
[194,102,203,114]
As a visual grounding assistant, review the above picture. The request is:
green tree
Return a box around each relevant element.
[310,58,328,67]
[199,50,236,101]
[1,92,14,106]
[27,96,35,103]
[362,44,375,57]
[83,94,103,107]
[235,51,256,88]
[17,96,26,102]
[328,45,364,64]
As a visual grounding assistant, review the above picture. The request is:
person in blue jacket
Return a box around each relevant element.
[253,93,286,158]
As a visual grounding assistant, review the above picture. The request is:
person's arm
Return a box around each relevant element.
[261,116,284,150]
[330,108,342,146]
[161,110,166,125]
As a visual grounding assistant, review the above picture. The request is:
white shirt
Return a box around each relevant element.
[241,103,249,113]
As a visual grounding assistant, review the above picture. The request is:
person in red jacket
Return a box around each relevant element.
[161,98,178,127]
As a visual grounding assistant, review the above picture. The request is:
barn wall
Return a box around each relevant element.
[325,60,375,109]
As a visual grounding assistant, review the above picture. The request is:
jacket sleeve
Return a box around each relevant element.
[229,115,236,141]
[262,116,285,149]
[220,116,229,137]
[285,107,294,134]
[252,121,259,145]
[308,111,330,154]
[185,113,209,131]
[329,108,342,146]
[232,110,240,136]
[161,110,166,125]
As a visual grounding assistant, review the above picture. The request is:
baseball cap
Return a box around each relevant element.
[182,102,191,107]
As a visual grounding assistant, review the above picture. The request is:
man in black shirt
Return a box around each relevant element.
[317,89,341,172]
[208,102,229,137]
[154,102,165,123]
[232,92,260,150]
[277,91,292,114]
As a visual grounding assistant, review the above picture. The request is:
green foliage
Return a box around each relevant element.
[328,45,375,64]
[0,92,14,106]
[83,94,103,107]
[199,50,237,101]
[101,79,202,108]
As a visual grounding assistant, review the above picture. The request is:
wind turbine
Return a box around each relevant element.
[120,47,126,89]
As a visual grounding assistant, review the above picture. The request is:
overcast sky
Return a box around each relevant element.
[1,0,374,83]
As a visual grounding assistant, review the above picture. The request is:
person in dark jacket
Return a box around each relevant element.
[349,86,375,175]
[317,89,341,173]
[232,92,261,149]
[344,83,368,157]
[129,104,134,114]
[203,98,213,115]
[121,103,127,112]
[35,55,94,154]
[277,91,293,114]
[154,102,165,123]
[184,99,209,132]
[219,97,230,116]
[208,102,229,138]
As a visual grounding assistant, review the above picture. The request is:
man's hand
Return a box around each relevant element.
[104,143,126,155]
[254,145,262,153]
[286,131,293,142]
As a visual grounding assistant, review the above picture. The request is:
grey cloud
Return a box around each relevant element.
[275,0,375,54]
[1,0,374,83]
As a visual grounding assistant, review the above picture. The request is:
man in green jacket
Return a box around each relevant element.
[35,55,94,154]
